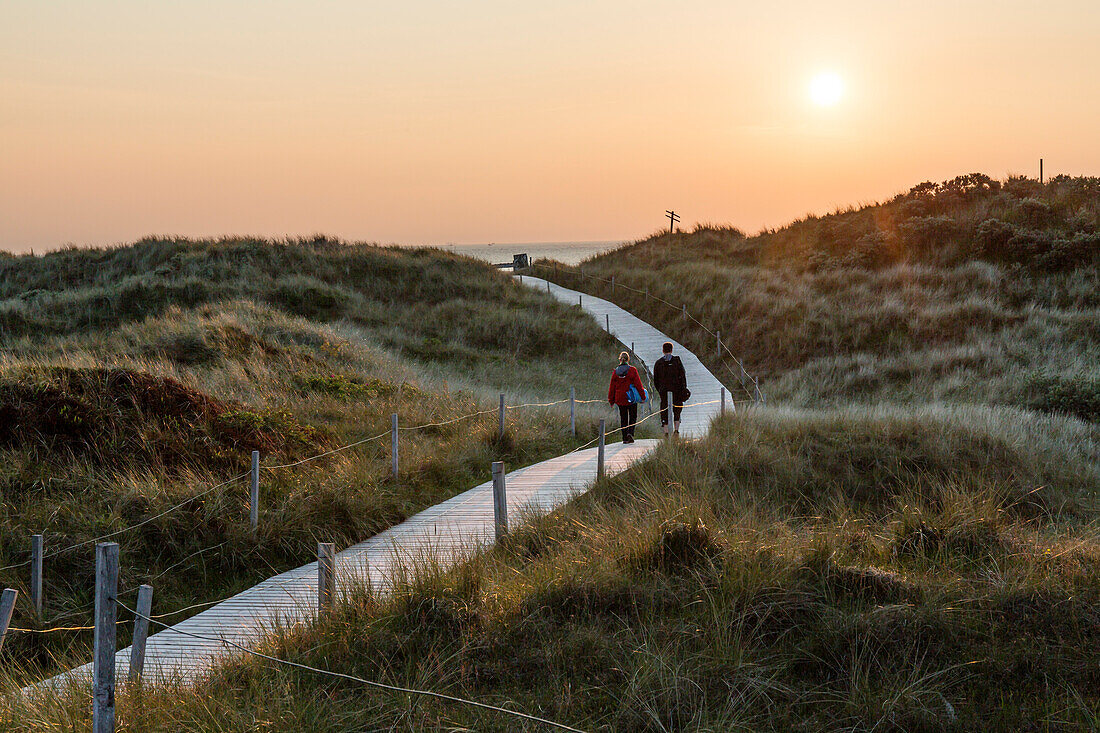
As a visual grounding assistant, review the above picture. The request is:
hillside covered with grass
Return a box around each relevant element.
[10,178,1100,732]
[14,407,1099,730]
[536,174,1100,414]
[0,238,624,683]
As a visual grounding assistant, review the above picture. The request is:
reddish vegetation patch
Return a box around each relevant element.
[0,367,328,471]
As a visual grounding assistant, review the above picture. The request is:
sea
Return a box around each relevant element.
[403,240,626,267]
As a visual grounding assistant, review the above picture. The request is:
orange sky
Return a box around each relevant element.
[2,1,1099,253]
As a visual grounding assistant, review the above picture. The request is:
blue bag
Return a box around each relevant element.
[626,384,647,405]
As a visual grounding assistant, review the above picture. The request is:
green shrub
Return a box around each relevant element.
[267,276,352,319]
[295,373,415,401]
[1028,375,1100,422]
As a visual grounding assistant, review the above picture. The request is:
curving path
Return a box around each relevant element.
[525,275,735,437]
[31,277,731,691]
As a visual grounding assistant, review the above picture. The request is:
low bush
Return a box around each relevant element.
[1028,374,1100,422]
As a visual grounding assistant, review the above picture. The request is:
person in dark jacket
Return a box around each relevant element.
[653,341,687,435]
[608,351,645,444]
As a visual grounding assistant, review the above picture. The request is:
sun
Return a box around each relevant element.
[809,71,844,107]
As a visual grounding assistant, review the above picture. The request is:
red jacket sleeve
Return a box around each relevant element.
[630,367,645,396]
[608,372,616,403]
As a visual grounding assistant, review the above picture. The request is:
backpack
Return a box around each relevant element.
[626,384,647,404]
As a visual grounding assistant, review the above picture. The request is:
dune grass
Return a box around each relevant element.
[11,406,1097,731]
[528,174,1100,413]
[0,239,632,684]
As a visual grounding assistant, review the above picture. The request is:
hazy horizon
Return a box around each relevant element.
[3,1,1099,254]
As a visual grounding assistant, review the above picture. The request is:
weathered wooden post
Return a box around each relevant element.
[250,450,260,531]
[666,391,674,439]
[569,387,576,437]
[128,584,153,684]
[611,275,615,291]
[31,534,44,618]
[605,313,610,332]
[93,542,119,733]
[317,543,336,612]
[720,387,726,417]
[391,413,399,478]
[597,420,606,479]
[492,461,507,540]
[716,330,721,359]
[578,294,583,307]
[0,588,17,653]
[546,280,550,293]
[498,393,506,439]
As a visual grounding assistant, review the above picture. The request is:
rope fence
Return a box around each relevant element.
[0,379,703,624]
[116,599,589,733]
[0,396,614,576]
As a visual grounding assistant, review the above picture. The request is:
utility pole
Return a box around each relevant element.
[1040,158,1044,184]
[665,210,680,235]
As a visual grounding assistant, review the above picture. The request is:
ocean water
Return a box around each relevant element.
[409,241,625,267]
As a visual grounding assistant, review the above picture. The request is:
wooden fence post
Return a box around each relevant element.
[605,313,610,332]
[250,451,260,531]
[666,392,674,439]
[492,461,507,540]
[720,387,726,417]
[579,294,583,307]
[317,543,336,612]
[391,414,399,478]
[0,589,17,654]
[93,542,119,733]
[597,419,606,479]
[498,394,506,439]
[546,280,550,293]
[717,330,721,359]
[570,387,576,437]
[31,534,43,619]
[128,584,153,684]
[611,275,615,291]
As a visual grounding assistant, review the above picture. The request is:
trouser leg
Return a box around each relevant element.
[618,404,630,436]
[659,394,670,427]
[626,404,638,438]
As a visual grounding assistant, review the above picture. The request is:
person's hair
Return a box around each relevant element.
[662,342,673,353]
[618,351,629,365]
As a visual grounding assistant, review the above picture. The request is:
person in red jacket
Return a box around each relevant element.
[608,351,645,444]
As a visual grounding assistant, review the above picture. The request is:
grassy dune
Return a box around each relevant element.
[533,174,1100,413]
[12,408,1098,730]
[0,238,625,683]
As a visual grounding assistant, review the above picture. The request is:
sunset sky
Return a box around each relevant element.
[3,1,1099,253]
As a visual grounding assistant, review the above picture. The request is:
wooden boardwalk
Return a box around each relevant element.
[526,275,735,437]
[33,277,731,690]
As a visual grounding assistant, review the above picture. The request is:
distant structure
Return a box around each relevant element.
[666,210,680,235]
[493,253,530,270]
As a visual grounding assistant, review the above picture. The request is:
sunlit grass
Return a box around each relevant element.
[9,407,1098,730]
